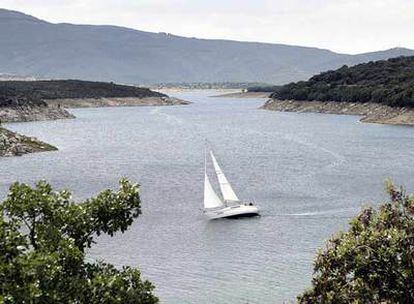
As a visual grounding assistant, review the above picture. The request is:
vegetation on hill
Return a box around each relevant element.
[0,80,166,108]
[247,85,281,92]
[298,181,414,303]
[0,86,46,107]
[0,179,158,303]
[271,56,414,108]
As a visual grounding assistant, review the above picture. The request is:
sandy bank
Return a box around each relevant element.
[262,99,414,126]
[211,91,271,98]
[45,96,190,108]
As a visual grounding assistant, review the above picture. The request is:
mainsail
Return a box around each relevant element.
[210,151,240,202]
[204,173,224,209]
[204,150,223,209]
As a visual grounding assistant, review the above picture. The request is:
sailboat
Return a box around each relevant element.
[203,151,260,219]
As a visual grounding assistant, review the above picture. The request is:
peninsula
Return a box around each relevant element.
[0,79,188,156]
[262,56,414,125]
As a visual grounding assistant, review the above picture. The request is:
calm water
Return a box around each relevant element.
[1,91,414,303]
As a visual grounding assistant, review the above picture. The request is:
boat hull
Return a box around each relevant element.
[204,204,260,219]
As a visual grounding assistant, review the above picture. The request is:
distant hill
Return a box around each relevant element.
[270,56,414,108]
[0,80,166,108]
[1,9,414,85]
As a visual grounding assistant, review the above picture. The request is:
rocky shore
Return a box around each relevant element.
[45,96,190,108]
[0,79,191,157]
[0,127,57,157]
[262,99,414,125]
[0,104,72,156]
[0,96,189,157]
[0,105,74,123]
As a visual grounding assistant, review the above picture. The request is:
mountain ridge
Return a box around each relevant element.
[1,8,413,84]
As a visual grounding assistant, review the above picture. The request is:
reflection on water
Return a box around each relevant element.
[1,91,414,303]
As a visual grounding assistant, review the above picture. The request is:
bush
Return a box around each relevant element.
[298,181,414,303]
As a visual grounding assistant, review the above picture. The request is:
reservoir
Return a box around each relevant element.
[1,91,413,303]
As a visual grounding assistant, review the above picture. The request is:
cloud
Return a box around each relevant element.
[0,0,413,54]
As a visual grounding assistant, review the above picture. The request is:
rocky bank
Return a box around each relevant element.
[0,80,191,156]
[0,127,57,157]
[45,96,190,108]
[262,99,414,125]
[212,91,270,98]
[0,105,74,123]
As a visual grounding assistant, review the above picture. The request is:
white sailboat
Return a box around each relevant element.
[203,151,260,219]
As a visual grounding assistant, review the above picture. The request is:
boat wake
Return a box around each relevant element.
[281,133,346,171]
[283,208,356,218]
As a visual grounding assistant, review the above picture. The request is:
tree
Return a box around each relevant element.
[0,179,158,304]
[298,181,414,303]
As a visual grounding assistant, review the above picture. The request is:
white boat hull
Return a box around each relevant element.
[204,204,260,219]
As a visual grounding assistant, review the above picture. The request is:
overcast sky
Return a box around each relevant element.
[1,0,413,54]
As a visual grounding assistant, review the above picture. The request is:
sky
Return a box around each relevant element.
[0,0,413,54]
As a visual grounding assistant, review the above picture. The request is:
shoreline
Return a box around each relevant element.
[0,127,57,157]
[211,91,270,98]
[44,96,190,108]
[0,105,74,123]
[0,96,189,157]
[261,99,414,126]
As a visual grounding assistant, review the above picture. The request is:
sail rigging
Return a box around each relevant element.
[210,151,240,202]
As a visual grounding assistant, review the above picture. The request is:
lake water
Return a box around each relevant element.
[1,91,414,303]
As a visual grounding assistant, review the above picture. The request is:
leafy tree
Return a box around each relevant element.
[298,181,414,303]
[0,179,158,304]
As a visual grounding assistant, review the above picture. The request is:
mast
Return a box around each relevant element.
[210,151,240,202]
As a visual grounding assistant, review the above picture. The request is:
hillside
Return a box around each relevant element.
[263,56,414,125]
[0,80,167,107]
[1,9,414,85]
[0,79,185,156]
[0,79,187,123]
[269,56,414,108]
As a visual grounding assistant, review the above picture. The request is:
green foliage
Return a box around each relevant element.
[247,85,281,92]
[271,56,414,108]
[298,181,414,303]
[0,179,158,304]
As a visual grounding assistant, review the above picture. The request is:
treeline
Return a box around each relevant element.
[0,80,166,107]
[247,85,281,92]
[0,86,46,107]
[270,56,414,108]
